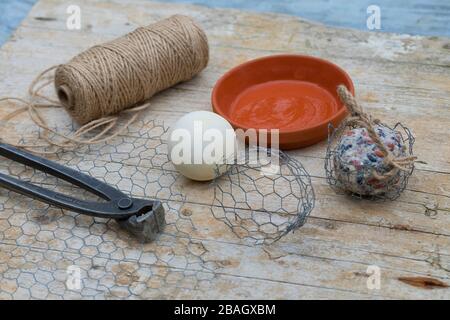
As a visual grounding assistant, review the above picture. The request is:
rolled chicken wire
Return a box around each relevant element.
[211,146,315,245]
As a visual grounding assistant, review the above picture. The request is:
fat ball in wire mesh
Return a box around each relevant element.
[325,85,416,200]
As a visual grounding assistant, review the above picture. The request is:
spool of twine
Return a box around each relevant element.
[1,15,209,152]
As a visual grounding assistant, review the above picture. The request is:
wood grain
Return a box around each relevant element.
[0,0,449,299]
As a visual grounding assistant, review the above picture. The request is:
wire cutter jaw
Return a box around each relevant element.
[117,200,165,242]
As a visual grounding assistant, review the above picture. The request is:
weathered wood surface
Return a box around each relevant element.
[3,0,450,45]
[0,0,449,299]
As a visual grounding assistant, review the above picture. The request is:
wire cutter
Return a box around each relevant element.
[0,143,165,242]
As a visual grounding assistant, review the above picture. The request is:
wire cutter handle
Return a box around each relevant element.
[0,142,124,201]
[0,171,153,219]
[0,143,152,219]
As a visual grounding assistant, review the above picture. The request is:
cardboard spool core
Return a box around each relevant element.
[57,85,74,111]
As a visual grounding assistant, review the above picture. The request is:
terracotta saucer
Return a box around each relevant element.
[211,54,354,149]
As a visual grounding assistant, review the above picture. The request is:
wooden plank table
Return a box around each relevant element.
[0,0,449,299]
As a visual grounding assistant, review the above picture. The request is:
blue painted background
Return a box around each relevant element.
[0,0,36,45]
[1,0,449,46]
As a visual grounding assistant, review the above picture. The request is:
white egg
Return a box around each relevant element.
[168,111,236,181]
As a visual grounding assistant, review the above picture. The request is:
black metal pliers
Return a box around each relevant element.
[0,143,165,242]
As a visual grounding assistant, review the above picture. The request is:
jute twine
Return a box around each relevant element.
[0,15,209,153]
[336,85,416,180]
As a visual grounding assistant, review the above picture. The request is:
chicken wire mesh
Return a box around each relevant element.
[0,118,314,298]
[325,121,415,201]
[211,146,315,244]
[0,120,217,299]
